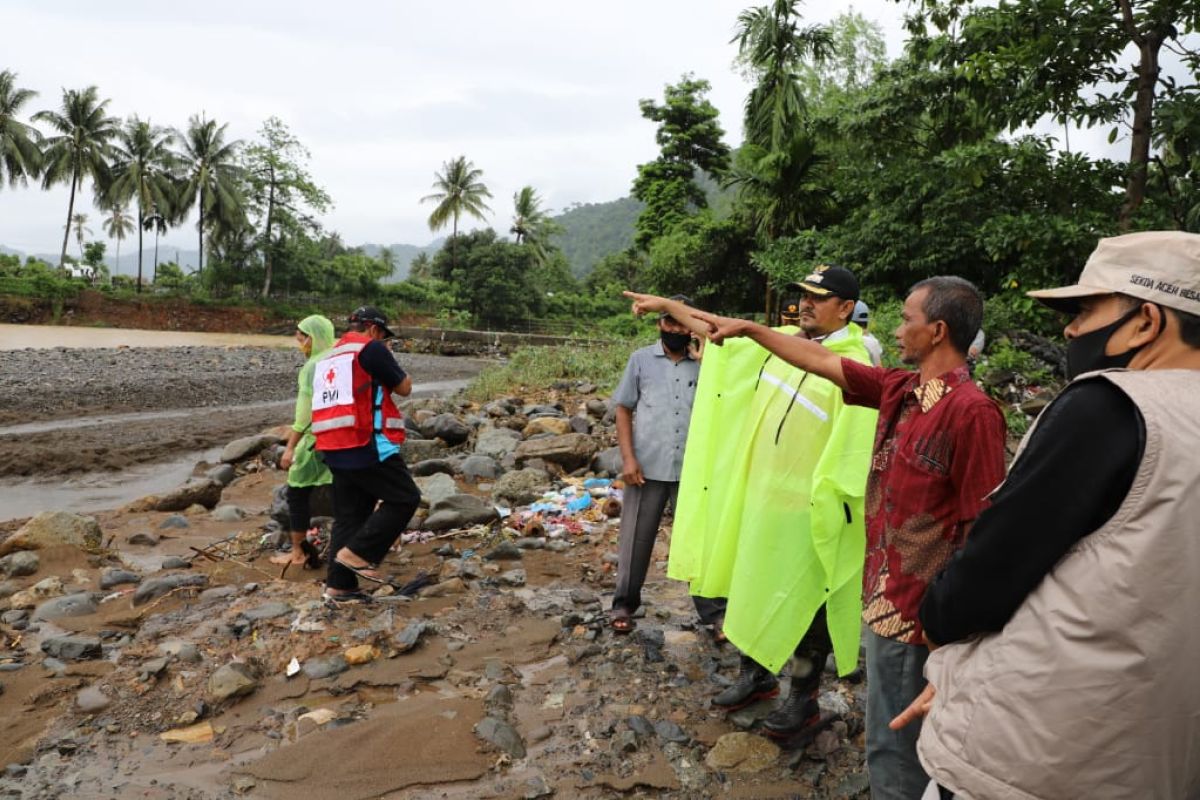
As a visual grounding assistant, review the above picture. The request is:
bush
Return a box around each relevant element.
[463,340,645,402]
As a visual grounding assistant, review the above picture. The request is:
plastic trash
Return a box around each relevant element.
[566,495,593,513]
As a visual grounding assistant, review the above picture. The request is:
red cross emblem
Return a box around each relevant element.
[324,367,336,386]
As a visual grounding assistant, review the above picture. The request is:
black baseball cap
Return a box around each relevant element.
[659,294,696,322]
[796,265,860,302]
[348,306,395,338]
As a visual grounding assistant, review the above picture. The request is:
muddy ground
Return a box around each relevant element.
[0,469,870,800]
[0,346,490,479]
[0,368,873,799]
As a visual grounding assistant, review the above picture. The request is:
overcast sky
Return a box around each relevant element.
[1,0,922,262]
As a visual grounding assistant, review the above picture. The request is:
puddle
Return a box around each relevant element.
[0,448,222,522]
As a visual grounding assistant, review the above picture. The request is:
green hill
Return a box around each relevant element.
[550,197,643,279]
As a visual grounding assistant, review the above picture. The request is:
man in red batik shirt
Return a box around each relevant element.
[689,275,1006,800]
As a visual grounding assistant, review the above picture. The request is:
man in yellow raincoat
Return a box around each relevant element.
[627,266,878,740]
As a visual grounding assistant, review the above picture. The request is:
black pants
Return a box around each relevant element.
[286,484,314,533]
[327,455,420,591]
[791,604,832,697]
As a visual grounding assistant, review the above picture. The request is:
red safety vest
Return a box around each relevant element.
[311,331,406,451]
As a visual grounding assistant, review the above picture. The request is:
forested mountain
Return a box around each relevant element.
[358,241,443,282]
[549,197,642,278]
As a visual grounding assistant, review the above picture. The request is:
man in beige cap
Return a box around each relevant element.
[891,231,1200,799]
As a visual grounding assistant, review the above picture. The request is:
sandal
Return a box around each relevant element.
[334,557,393,585]
[610,611,636,634]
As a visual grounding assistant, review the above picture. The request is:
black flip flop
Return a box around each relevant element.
[610,613,636,634]
[334,557,392,585]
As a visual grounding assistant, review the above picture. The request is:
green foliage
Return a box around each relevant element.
[733,0,832,151]
[431,229,540,326]
[643,212,761,312]
[978,337,1051,387]
[176,114,244,273]
[82,241,105,268]
[154,260,188,290]
[632,75,731,249]
[0,70,42,189]
[464,341,640,402]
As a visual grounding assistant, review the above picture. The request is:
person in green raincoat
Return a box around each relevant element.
[270,314,336,568]
[626,266,878,740]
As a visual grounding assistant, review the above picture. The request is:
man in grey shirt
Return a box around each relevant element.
[610,296,702,633]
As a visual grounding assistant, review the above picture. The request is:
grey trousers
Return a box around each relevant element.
[611,479,726,622]
[612,479,677,614]
[865,629,931,800]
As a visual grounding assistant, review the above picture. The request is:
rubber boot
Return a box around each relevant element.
[762,686,821,738]
[713,655,779,711]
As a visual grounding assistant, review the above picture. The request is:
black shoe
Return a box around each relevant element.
[762,689,822,738]
[714,657,779,711]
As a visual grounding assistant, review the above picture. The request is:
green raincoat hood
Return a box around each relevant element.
[297,314,335,360]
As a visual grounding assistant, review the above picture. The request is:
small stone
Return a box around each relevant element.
[160,721,215,744]
[626,715,655,740]
[210,505,245,522]
[410,458,457,477]
[242,602,293,621]
[1,511,101,554]
[474,716,526,759]
[160,556,190,570]
[483,541,522,561]
[41,635,102,661]
[32,593,98,621]
[654,719,689,743]
[0,610,28,626]
[499,569,526,587]
[232,775,257,795]
[705,732,781,772]
[343,645,380,666]
[158,640,201,663]
[206,464,237,486]
[615,729,639,753]
[158,515,190,530]
[220,434,277,463]
[198,585,237,603]
[99,569,141,589]
[303,655,348,680]
[459,454,500,481]
[418,577,468,598]
[485,684,514,714]
[76,686,111,713]
[0,551,39,578]
[514,537,545,550]
[133,574,206,606]
[393,621,427,653]
[524,775,554,798]
[207,663,258,701]
[140,657,169,679]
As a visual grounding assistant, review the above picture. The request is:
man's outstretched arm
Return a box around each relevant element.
[695,309,849,391]
[622,291,713,339]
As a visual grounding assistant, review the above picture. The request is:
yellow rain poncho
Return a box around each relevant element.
[288,314,336,488]
[669,324,877,674]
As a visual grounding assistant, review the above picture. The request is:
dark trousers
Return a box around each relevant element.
[790,605,832,696]
[327,455,420,591]
[286,484,314,533]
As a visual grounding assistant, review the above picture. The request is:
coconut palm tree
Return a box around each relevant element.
[102,203,135,279]
[0,70,42,189]
[33,86,120,267]
[421,156,492,274]
[175,115,243,275]
[733,0,832,150]
[510,185,561,265]
[107,117,179,292]
[142,208,168,281]
[67,212,92,259]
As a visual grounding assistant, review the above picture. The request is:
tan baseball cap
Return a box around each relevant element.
[1028,231,1200,316]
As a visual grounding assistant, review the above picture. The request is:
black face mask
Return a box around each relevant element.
[660,330,692,353]
[1065,306,1149,380]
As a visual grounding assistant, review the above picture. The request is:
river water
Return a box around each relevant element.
[0,323,293,350]
[0,320,477,520]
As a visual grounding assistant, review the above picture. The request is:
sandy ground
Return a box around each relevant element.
[0,346,491,478]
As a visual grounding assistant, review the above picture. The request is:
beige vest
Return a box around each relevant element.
[918,369,1200,800]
